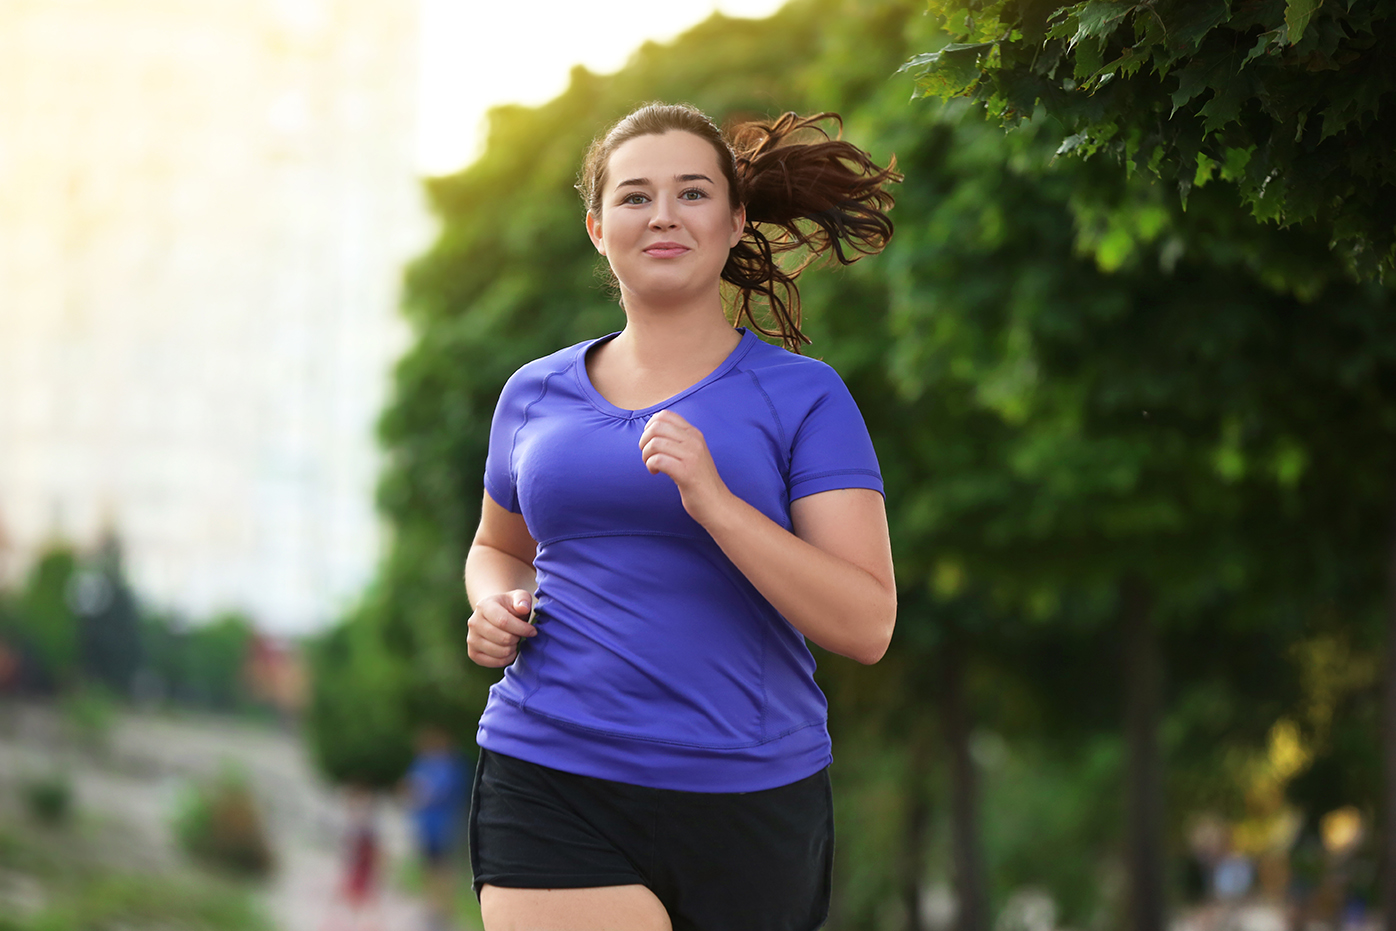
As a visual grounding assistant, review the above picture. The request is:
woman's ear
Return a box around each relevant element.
[585,211,606,255]
[729,204,746,248]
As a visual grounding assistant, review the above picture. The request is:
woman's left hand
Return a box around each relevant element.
[638,410,733,526]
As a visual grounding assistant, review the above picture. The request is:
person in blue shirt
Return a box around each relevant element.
[405,726,469,931]
[464,103,900,931]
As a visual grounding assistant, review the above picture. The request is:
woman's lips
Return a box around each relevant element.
[643,243,689,258]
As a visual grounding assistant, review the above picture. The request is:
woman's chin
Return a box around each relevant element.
[617,275,723,310]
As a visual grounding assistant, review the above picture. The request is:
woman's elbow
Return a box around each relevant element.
[848,592,897,665]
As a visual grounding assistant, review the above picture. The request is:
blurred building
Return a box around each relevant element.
[243,631,308,717]
[0,0,429,633]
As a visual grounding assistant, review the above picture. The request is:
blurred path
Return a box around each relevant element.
[0,702,432,931]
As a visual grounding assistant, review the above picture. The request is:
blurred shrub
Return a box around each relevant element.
[173,772,274,878]
[5,546,80,692]
[306,618,414,788]
[60,686,115,751]
[21,773,73,827]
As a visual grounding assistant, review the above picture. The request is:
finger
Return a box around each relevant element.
[640,436,685,463]
[468,642,516,667]
[647,409,690,428]
[480,605,537,638]
[643,452,681,476]
[471,619,523,648]
[468,629,518,656]
[638,410,691,446]
[504,589,534,618]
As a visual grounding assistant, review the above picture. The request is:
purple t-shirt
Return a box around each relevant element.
[476,328,882,792]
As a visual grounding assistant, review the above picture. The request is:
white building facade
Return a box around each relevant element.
[0,0,429,633]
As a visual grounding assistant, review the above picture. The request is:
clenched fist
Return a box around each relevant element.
[467,589,537,668]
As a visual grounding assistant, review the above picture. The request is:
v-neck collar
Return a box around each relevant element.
[575,327,757,420]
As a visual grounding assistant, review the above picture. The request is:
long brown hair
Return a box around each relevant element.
[578,103,900,352]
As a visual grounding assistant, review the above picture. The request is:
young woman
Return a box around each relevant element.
[464,103,900,931]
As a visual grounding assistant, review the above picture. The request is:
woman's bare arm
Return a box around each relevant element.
[464,494,540,667]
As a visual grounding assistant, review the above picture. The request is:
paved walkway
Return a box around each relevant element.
[0,702,443,931]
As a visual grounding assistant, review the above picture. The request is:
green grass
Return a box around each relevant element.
[0,816,272,931]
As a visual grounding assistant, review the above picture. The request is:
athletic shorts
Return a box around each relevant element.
[469,748,833,931]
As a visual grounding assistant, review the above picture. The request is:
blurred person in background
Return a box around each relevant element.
[463,102,900,931]
[323,784,382,931]
[405,726,470,931]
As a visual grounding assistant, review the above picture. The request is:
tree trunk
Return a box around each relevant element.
[943,634,988,931]
[1123,578,1165,931]
[905,720,932,931]
[1383,495,1396,931]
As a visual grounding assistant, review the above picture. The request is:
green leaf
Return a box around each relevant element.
[1285,0,1322,45]
[1194,152,1218,188]
[1170,58,1215,114]
[1241,32,1275,67]
[1090,46,1141,84]
[1160,0,1231,58]
[900,43,995,98]
[1197,60,1256,133]
[1070,0,1134,48]
[1220,146,1254,181]
[1057,131,1091,156]
[1074,39,1105,81]
[898,42,995,73]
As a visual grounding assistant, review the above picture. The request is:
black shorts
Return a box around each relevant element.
[469,748,833,931]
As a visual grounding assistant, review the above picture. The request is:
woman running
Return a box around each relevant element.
[464,102,900,931]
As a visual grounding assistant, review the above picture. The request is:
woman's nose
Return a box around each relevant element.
[649,201,677,229]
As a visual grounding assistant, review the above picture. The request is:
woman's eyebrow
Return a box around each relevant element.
[615,173,715,189]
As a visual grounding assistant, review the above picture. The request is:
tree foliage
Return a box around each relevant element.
[902,0,1396,279]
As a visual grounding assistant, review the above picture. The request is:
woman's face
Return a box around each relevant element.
[585,131,745,307]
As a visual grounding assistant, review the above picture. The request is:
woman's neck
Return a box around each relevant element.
[611,292,739,372]
[582,294,742,411]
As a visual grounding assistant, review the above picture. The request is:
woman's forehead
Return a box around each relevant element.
[605,131,724,188]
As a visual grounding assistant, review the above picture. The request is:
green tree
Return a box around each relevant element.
[73,535,143,697]
[304,610,414,788]
[179,613,255,712]
[901,0,1396,279]
[903,2,1396,921]
[6,544,81,691]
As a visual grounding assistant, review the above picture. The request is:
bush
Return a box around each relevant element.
[60,686,115,751]
[21,773,73,827]
[172,772,274,878]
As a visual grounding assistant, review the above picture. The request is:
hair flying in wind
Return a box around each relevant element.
[578,103,901,352]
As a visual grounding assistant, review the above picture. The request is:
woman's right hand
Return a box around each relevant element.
[466,590,537,668]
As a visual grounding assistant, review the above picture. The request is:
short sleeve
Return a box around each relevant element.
[482,368,535,513]
[786,366,883,502]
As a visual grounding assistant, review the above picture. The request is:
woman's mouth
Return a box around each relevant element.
[643,242,690,258]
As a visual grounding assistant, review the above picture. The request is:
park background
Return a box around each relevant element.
[0,0,1391,930]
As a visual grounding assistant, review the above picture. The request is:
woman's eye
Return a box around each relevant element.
[622,193,647,205]
[680,189,707,201]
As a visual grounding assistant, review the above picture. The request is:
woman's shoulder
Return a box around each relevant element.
[499,334,608,395]
[735,336,854,397]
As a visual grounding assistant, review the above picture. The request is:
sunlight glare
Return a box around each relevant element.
[416,0,787,177]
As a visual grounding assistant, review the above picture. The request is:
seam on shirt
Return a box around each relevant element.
[742,368,788,454]
[791,467,883,484]
[757,610,770,742]
[536,529,711,547]
[516,628,548,710]
[494,695,824,750]
[509,367,567,501]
